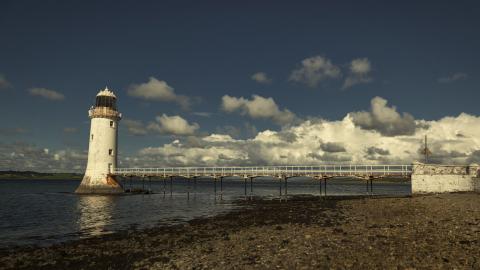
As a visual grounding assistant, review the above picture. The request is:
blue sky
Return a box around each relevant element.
[1,0,479,171]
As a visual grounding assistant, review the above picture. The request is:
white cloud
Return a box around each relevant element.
[251,72,272,84]
[216,122,258,139]
[320,142,346,153]
[124,116,201,136]
[0,142,86,172]
[28,88,65,101]
[289,56,341,87]
[128,108,480,167]
[0,74,12,89]
[349,96,416,136]
[342,58,372,89]
[127,77,190,109]
[221,95,297,125]
[5,97,480,171]
[350,58,371,74]
[147,114,199,136]
[438,72,468,83]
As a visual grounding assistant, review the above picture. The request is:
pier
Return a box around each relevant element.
[113,163,480,196]
[113,164,412,197]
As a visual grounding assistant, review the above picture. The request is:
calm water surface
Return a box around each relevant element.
[0,178,410,248]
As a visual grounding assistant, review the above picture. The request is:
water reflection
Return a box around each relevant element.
[76,195,115,237]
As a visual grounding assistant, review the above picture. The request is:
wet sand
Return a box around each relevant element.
[1,193,479,269]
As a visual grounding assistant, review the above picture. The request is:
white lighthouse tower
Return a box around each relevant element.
[75,87,123,194]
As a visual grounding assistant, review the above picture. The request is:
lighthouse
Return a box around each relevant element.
[75,87,123,194]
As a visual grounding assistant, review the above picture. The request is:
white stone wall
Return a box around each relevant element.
[474,178,480,193]
[412,175,474,194]
[411,163,479,194]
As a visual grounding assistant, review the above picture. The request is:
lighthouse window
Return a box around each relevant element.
[110,121,114,127]
[109,149,113,155]
[95,96,117,110]
[91,134,94,140]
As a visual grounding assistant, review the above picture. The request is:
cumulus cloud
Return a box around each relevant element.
[365,146,390,161]
[6,97,480,171]
[251,72,272,84]
[124,116,200,136]
[349,96,417,136]
[221,95,297,125]
[28,88,65,101]
[320,142,346,153]
[127,77,191,109]
[134,136,245,167]
[216,122,258,139]
[289,56,341,87]
[147,114,199,136]
[342,58,372,89]
[124,109,480,168]
[366,146,390,156]
[307,152,352,162]
[0,74,12,89]
[0,142,86,172]
[438,72,467,83]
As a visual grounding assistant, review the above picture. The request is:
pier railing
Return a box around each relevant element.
[113,164,412,178]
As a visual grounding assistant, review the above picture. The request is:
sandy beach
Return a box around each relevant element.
[1,193,479,269]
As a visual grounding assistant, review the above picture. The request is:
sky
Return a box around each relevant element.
[0,0,479,172]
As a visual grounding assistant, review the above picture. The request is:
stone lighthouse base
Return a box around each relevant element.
[75,174,124,194]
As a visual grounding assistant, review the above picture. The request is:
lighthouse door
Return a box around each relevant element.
[108,163,112,173]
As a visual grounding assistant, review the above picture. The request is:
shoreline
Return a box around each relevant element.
[1,193,479,269]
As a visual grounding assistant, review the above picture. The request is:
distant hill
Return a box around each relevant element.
[0,171,83,180]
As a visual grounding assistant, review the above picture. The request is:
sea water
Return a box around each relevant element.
[0,178,409,248]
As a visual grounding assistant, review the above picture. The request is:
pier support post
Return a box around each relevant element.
[187,177,190,200]
[318,177,322,198]
[324,177,327,198]
[214,177,217,198]
[244,177,247,200]
[250,177,253,200]
[279,177,282,200]
[370,176,374,196]
[220,176,223,200]
[129,175,133,192]
[148,176,152,194]
[170,176,173,197]
[366,178,369,194]
[366,176,374,195]
[283,176,288,201]
[163,177,166,197]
